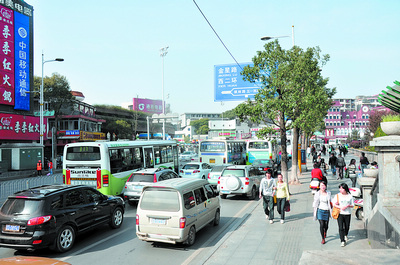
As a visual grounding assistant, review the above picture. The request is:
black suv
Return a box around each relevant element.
[0,184,125,252]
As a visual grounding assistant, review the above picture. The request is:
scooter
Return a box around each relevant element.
[310,178,320,195]
[349,187,363,220]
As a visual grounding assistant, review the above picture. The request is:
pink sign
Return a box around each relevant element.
[0,6,14,106]
[133,98,164,114]
[0,113,47,140]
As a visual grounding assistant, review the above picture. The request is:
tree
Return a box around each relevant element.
[190,119,209,135]
[236,40,335,185]
[222,109,237,120]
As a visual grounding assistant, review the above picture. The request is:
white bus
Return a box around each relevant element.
[199,140,246,165]
[246,140,279,165]
[63,140,179,196]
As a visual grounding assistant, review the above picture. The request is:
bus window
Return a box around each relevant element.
[66,146,100,161]
[133,147,144,169]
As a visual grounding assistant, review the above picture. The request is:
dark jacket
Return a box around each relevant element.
[336,156,345,167]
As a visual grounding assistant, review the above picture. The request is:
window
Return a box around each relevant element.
[66,190,85,207]
[204,184,215,198]
[50,195,63,210]
[183,191,195,210]
[194,188,207,205]
[140,189,180,212]
[66,146,101,161]
[84,188,103,203]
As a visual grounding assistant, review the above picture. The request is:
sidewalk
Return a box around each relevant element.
[201,154,400,265]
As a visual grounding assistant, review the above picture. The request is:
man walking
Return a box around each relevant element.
[328,153,337,177]
[48,160,53,175]
[259,169,277,224]
[336,154,346,180]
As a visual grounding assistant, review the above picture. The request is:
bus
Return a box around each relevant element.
[199,139,246,165]
[63,140,179,196]
[246,140,279,165]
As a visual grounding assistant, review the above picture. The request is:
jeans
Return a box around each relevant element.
[337,214,351,242]
[337,166,344,179]
[331,167,336,176]
[361,164,368,175]
[262,195,274,220]
[276,198,286,220]
[350,176,357,187]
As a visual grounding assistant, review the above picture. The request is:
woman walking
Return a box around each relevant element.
[348,159,357,187]
[332,183,354,247]
[276,173,290,224]
[313,181,332,244]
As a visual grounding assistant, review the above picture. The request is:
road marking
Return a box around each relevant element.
[181,199,258,265]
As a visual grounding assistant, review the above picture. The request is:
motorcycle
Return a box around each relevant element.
[349,187,363,220]
[310,178,320,195]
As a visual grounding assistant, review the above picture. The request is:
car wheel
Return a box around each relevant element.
[355,208,364,220]
[248,186,256,200]
[221,194,227,199]
[186,226,196,246]
[54,225,75,253]
[213,209,220,226]
[110,207,124,229]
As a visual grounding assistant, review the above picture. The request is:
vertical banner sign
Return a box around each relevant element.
[14,10,29,110]
[0,6,14,106]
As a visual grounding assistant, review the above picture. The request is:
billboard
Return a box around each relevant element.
[0,113,46,140]
[133,97,163,114]
[214,62,262,102]
[0,1,33,110]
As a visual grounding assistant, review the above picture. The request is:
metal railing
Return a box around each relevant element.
[0,173,63,205]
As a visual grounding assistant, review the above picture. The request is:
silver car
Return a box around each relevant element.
[207,164,233,189]
[123,168,180,206]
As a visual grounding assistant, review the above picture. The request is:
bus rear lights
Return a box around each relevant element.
[179,170,184,173]
[179,217,186,228]
[27,215,52,226]
[103,175,109,187]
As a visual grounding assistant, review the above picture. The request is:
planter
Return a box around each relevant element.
[381,121,400,136]
[363,168,378,178]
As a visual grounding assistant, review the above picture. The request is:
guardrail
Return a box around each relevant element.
[0,174,63,205]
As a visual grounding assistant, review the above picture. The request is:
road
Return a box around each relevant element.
[0,194,260,265]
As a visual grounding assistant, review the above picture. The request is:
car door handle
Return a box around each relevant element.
[69,212,76,216]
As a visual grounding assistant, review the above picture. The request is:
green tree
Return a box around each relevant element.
[190,119,209,135]
[236,40,335,184]
[222,109,237,120]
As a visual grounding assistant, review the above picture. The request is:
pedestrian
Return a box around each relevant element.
[328,152,337,177]
[48,160,53,175]
[332,183,354,247]
[36,160,42,176]
[311,162,326,184]
[322,145,326,156]
[275,173,290,224]
[348,159,357,187]
[313,181,332,244]
[307,146,311,158]
[336,154,346,180]
[359,152,369,175]
[259,169,277,224]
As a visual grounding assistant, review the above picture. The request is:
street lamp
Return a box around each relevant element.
[40,52,63,149]
[261,25,295,47]
[160,46,168,140]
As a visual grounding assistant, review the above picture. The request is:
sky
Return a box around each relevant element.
[28,0,400,115]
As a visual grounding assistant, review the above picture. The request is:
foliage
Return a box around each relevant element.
[114,120,132,139]
[184,135,191,143]
[190,119,209,135]
[235,40,335,183]
[255,127,277,140]
[382,114,400,122]
[197,124,209,135]
[350,140,361,148]
[222,109,237,120]
[374,126,387,138]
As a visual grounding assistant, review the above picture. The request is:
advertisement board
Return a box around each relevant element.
[0,113,45,140]
[214,62,262,102]
[133,97,163,114]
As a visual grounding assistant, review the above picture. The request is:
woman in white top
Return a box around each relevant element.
[313,181,332,244]
[332,183,354,247]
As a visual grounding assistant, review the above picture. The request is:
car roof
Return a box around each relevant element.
[132,168,171,174]
[225,165,251,169]
[9,185,89,199]
[142,178,208,192]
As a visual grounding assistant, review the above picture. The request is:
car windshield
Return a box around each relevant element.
[222,169,245,177]
[0,198,42,216]
[211,165,226,172]
[182,151,193,155]
[128,173,154,182]
[183,164,200,170]
[140,188,180,212]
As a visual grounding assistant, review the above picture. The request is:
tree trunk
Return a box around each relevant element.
[279,112,290,190]
[290,126,300,184]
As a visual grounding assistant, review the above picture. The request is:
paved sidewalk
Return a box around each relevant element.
[201,154,400,265]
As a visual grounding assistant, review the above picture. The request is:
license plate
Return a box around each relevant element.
[5,224,20,232]
[150,218,166,225]
[210,159,215,163]
[221,190,230,194]
[185,172,191,175]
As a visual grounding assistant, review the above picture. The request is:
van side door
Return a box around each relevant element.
[193,187,208,228]
[204,184,218,220]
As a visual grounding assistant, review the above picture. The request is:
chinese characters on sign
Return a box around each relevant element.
[214,63,262,102]
[0,113,45,140]
[0,6,14,106]
[133,98,163,114]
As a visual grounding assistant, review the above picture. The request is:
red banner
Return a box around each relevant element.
[0,113,47,140]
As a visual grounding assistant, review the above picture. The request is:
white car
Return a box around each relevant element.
[179,151,197,162]
[179,162,212,179]
[218,165,264,200]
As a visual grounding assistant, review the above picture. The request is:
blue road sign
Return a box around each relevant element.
[214,62,262,102]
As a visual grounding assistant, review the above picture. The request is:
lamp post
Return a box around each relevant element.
[261,25,295,47]
[160,46,169,140]
[40,53,64,146]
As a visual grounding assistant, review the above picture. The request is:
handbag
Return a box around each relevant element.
[344,168,349,178]
[284,200,290,212]
[332,194,340,219]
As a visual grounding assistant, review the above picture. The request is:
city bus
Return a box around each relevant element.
[63,140,179,196]
[246,140,280,165]
[199,139,246,165]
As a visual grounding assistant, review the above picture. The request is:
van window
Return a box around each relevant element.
[204,184,215,198]
[194,188,207,205]
[183,191,195,210]
[140,188,180,212]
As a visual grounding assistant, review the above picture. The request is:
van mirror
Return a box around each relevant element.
[214,191,219,197]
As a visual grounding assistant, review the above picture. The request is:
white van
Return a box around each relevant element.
[136,178,220,246]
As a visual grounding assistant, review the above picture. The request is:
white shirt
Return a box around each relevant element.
[332,193,354,215]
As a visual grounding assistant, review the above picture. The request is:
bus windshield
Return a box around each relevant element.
[248,142,270,150]
[66,146,101,161]
[200,142,226,152]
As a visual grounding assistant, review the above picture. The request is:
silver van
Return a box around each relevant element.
[136,178,220,246]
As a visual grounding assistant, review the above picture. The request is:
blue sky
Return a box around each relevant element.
[29,0,400,115]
